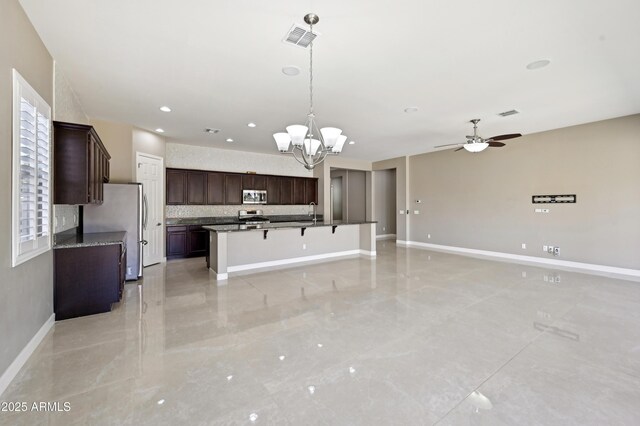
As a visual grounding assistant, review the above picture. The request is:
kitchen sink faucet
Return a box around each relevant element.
[309,202,317,224]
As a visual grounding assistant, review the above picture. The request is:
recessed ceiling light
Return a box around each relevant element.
[282,65,301,76]
[226,138,234,143]
[159,106,171,112]
[404,107,419,113]
[247,122,257,128]
[526,59,551,70]
[348,141,355,145]
[204,128,220,134]
[155,128,165,133]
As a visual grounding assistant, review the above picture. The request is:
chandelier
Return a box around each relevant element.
[273,13,347,170]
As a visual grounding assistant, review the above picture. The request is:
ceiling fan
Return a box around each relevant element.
[435,119,522,152]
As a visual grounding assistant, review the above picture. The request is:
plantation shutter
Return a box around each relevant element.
[13,69,52,265]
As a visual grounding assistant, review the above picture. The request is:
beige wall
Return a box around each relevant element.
[373,156,409,241]
[374,169,396,235]
[0,0,54,384]
[91,119,134,183]
[408,114,640,270]
[133,127,166,167]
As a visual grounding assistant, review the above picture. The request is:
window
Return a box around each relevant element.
[12,69,52,267]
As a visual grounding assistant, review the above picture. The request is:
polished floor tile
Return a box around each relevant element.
[1,242,640,425]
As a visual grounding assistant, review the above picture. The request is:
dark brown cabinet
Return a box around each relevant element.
[242,174,267,190]
[187,171,207,204]
[207,172,225,204]
[166,225,188,258]
[53,121,111,205]
[224,174,243,205]
[305,178,318,204]
[166,168,318,206]
[266,176,282,205]
[280,177,294,205]
[167,225,209,259]
[293,177,307,204]
[54,243,124,320]
[166,169,187,205]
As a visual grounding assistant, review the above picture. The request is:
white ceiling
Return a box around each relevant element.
[20,0,640,161]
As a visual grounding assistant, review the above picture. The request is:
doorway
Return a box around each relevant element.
[331,176,343,221]
[136,152,164,266]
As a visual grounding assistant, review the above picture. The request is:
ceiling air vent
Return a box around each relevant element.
[498,109,520,117]
[283,23,319,48]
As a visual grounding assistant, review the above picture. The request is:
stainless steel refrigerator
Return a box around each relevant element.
[83,183,145,280]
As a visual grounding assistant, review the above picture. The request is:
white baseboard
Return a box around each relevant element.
[228,249,363,274]
[404,241,640,281]
[360,250,377,257]
[376,234,396,240]
[0,314,55,397]
[395,240,408,246]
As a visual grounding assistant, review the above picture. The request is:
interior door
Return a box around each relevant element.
[137,152,164,266]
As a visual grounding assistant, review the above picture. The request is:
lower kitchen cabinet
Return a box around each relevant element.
[54,243,125,320]
[167,225,209,259]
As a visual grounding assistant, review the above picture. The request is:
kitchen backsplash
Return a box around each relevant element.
[167,205,312,218]
[53,204,79,233]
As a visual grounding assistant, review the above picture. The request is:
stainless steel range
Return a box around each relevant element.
[238,209,270,226]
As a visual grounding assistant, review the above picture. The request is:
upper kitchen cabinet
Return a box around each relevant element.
[242,174,266,190]
[305,178,318,204]
[280,177,294,205]
[53,121,110,205]
[186,171,206,205]
[224,173,243,204]
[293,177,306,204]
[166,168,187,205]
[207,172,225,205]
[266,176,282,205]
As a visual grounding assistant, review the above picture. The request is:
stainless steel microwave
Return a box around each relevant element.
[242,189,267,204]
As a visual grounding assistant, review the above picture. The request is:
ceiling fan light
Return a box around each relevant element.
[273,133,291,152]
[304,138,321,155]
[332,135,347,153]
[463,142,489,153]
[320,127,342,148]
[286,125,308,146]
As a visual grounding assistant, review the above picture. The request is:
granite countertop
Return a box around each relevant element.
[167,215,325,226]
[53,231,127,249]
[203,220,375,233]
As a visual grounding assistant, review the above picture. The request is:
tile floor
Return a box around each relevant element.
[1,242,640,425]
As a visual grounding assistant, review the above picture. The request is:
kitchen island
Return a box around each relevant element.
[204,221,376,280]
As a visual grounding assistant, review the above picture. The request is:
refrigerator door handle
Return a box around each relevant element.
[143,194,149,230]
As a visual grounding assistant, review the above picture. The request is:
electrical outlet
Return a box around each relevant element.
[553,247,560,256]
[127,267,132,275]
[521,243,526,249]
[427,234,431,239]
[399,210,405,215]
[382,227,386,231]
[413,210,419,214]
[547,246,554,254]
[543,245,548,252]
[62,216,66,226]
[73,214,77,225]
[302,243,307,250]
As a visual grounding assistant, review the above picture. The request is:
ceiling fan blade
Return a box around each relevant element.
[488,141,506,147]
[454,147,464,152]
[434,143,463,148]
[488,133,522,141]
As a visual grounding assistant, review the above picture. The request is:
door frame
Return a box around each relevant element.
[136,151,165,263]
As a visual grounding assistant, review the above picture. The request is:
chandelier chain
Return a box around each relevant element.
[309,22,314,116]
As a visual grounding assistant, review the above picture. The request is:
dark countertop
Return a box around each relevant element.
[203,220,375,233]
[167,214,324,226]
[53,231,127,249]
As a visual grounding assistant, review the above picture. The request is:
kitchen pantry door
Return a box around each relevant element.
[136,152,164,266]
